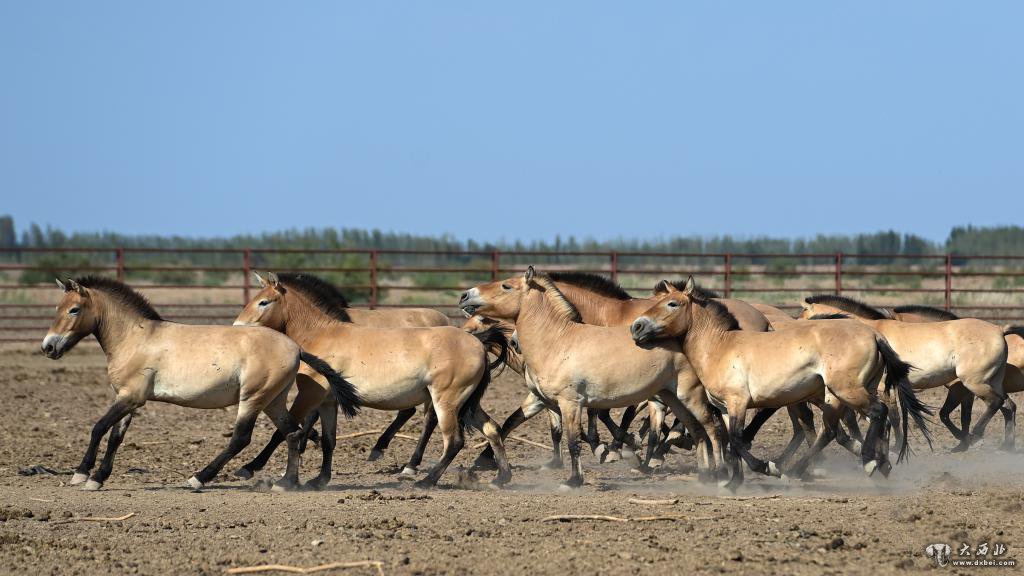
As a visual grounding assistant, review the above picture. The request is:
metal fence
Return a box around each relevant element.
[2,247,1023,342]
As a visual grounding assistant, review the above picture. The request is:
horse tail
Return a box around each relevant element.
[299,350,362,418]
[469,324,509,373]
[459,331,507,433]
[1003,325,1024,338]
[875,335,933,462]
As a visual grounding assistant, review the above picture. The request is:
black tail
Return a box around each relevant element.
[1004,325,1024,338]
[469,324,509,373]
[458,335,506,433]
[300,350,362,418]
[876,336,933,462]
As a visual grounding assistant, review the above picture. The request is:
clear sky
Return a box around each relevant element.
[1,2,1021,243]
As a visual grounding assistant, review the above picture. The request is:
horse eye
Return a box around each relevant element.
[667,301,679,309]
[501,284,511,290]
[68,306,80,315]
[258,300,270,307]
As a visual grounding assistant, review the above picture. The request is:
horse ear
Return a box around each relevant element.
[267,272,280,288]
[653,280,670,296]
[681,276,696,296]
[524,266,536,283]
[800,301,812,311]
[253,271,267,288]
[67,279,85,295]
[55,278,67,291]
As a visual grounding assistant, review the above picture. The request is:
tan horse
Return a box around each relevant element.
[631,278,932,488]
[459,267,730,487]
[887,305,1024,450]
[800,295,1011,451]
[233,272,512,489]
[749,302,798,330]
[41,276,360,491]
[297,289,449,461]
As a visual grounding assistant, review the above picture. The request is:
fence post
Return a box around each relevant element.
[610,251,619,283]
[945,254,953,311]
[491,250,499,281]
[834,253,843,295]
[242,249,252,305]
[369,250,379,309]
[115,248,125,281]
[724,253,732,298]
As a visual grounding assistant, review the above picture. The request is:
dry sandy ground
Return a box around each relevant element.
[1,345,1022,575]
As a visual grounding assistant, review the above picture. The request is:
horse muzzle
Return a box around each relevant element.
[41,334,66,359]
[630,318,658,345]
[458,288,483,316]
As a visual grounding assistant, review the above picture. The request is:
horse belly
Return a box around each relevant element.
[748,373,821,408]
[152,370,240,409]
[355,376,430,411]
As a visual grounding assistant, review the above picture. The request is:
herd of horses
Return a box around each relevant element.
[39,267,1023,492]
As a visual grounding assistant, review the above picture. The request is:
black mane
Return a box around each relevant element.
[892,305,959,321]
[703,299,740,331]
[665,280,721,300]
[548,271,633,300]
[1005,326,1024,339]
[74,276,162,321]
[804,294,887,320]
[808,312,850,320]
[275,273,352,322]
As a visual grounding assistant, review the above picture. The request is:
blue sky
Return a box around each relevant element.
[1,2,1020,243]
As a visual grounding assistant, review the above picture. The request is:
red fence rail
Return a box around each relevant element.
[2,248,1023,342]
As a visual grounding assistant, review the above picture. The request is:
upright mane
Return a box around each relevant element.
[75,276,162,321]
[892,305,960,321]
[532,273,583,323]
[804,294,887,320]
[548,271,633,300]
[700,299,740,331]
[665,280,720,300]
[808,312,850,321]
[275,273,352,322]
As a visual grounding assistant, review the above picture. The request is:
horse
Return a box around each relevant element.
[41,276,360,491]
[800,295,1011,451]
[294,288,449,461]
[459,267,730,488]
[233,272,512,489]
[631,277,932,489]
[886,305,1024,450]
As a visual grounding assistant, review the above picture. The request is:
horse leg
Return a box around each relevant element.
[555,397,585,489]
[939,382,971,441]
[608,404,640,458]
[771,406,808,469]
[369,407,417,461]
[261,394,305,491]
[402,404,438,476]
[542,408,564,470]
[83,413,134,491]
[71,398,137,488]
[859,398,889,476]
[786,396,840,479]
[475,391,545,470]
[235,373,324,478]
[637,399,666,473]
[741,407,779,448]
[655,391,713,481]
[189,406,260,490]
[595,409,623,462]
[585,409,606,460]
[235,430,286,479]
[834,406,863,457]
[413,404,463,489]
[304,398,337,490]
[298,410,320,454]
[999,396,1017,451]
[674,380,729,481]
[465,407,512,487]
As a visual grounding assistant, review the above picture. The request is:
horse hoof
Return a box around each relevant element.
[631,464,654,475]
[767,461,782,478]
[185,476,204,491]
[412,479,434,490]
[397,466,419,479]
[540,459,563,471]
[303,478,328,491]
[718,478,741,492]
[367,449,384,462]
[472,457,498,471]
[69,472,88,486]
[850,441,863,454]
[878,461,892,478]
[998,443,1016,453]
[648,457,664,469]
[950,442,970,453]
[233,467,254,480]
[81,479,102,491]
[864,460,878,477]
[604,450,621,463]
[557,482,581,492]
[621,446,637,459]
[594,444,608,462]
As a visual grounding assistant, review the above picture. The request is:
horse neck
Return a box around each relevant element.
[91,293,158,359]
[680,304,733,377]
[555,284,640,326]
[282,295,347,347]
[515,290,577,352]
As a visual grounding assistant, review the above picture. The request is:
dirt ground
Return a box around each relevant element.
[1,344,1022,575]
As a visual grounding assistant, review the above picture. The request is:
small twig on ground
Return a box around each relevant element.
[628,497,679,506]
[53,512,136,525]
[393,434,419,442]
[336,430,386,440]
[472,435,550,450]
[29,497,55,503]
[542,513,714,523]
[225,560,385,575]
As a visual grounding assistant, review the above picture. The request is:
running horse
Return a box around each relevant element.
[41,276,360,491]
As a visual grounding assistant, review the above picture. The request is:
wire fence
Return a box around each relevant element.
[2,247,1023,342]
